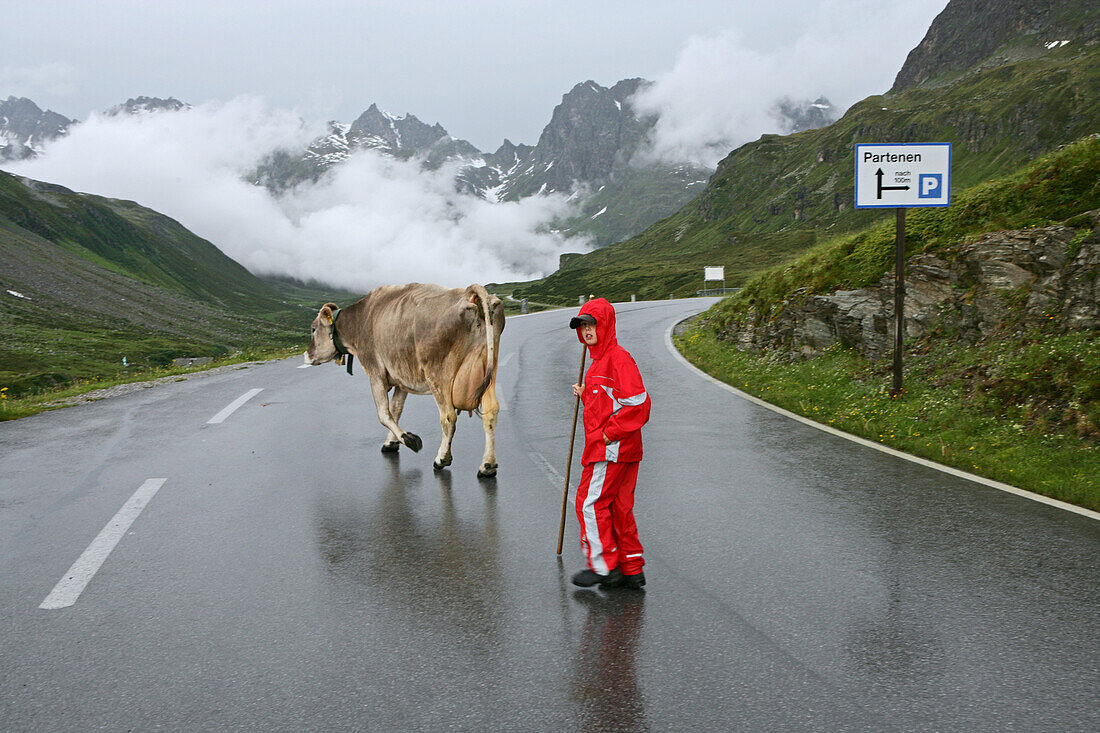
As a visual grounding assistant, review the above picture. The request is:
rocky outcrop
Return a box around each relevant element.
[721,212,1100,360]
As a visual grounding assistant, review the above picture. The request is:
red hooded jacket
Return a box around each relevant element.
[574,298,651,465]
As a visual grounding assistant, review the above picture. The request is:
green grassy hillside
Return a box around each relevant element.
[0,173,287,311]
[0,172,352,395]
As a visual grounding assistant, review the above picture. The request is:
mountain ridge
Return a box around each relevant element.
[0,95,192,162]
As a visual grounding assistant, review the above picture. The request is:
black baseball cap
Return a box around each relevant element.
[569,314,597,329]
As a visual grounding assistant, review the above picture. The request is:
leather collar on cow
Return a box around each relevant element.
[330,308,354,376]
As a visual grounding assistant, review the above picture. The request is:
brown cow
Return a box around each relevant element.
[306,282,505,478]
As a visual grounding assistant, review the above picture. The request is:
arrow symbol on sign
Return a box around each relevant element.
[876,168,910,199]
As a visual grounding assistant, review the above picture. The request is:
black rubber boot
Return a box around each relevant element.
[572,568,612,587]
[597,568,624,588]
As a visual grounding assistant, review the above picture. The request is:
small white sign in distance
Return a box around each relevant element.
[704,266,725,281]
[855,143,951,208]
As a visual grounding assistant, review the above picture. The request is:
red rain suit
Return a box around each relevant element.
[573,298,651,576]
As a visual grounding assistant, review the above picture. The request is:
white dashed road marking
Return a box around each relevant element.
[207,388,263,424]
[40,478,167,610]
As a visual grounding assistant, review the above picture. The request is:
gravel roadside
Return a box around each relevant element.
[39,361,271,408]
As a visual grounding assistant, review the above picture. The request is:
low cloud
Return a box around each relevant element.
[4,96,585,292]
[632,0,948,168]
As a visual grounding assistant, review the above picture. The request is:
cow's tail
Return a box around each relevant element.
[465,283,497,408]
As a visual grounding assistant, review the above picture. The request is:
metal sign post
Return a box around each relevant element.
[855,143,951,395]
[892,208,906,395]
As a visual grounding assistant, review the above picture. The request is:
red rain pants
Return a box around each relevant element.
[575,460,644,576]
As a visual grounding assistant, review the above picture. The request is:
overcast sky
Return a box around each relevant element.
[3,0,951,290]
[4,1,947,152]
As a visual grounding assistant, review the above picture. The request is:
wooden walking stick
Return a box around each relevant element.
[556,344,588,555]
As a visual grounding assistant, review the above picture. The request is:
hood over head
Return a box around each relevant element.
[572,298,617,358]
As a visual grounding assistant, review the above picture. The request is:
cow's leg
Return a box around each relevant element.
[431,383,457,471]
[369,380,421,452]
[433,406,457,471]
[381,387,408,453]
[477,379,500,478]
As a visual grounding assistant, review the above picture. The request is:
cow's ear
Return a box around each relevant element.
[319,303,338,324]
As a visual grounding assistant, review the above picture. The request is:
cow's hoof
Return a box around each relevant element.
[433,457,452,471]
[477,464,497,479]
[402,432,423,452]
[380,442,400,453]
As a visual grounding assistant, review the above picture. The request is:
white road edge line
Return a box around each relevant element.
[495,352,514,411]
[207,388,264,424]
[664,319,1100,521]
[40,478,168,610]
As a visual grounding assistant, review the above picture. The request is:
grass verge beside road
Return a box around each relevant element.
[0,346,302,421]
[675,327,1100,513]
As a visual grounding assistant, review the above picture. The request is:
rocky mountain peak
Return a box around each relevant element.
[532,79,653,191]
[0,96,75,161]
[491,138,534,162]
[349,103,449,152]
[105,96,190,116]
[609,78,652,106]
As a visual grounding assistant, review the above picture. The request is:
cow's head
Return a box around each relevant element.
[305,302,341,365]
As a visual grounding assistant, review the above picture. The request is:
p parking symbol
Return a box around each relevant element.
[919,173,943,199]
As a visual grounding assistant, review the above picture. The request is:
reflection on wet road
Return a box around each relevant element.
[570,590,647,732]
[316,455,506,655]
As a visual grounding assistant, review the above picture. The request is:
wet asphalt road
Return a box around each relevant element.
[1,298,1097,732]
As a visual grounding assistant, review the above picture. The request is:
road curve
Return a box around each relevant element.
[1,297,1096,732]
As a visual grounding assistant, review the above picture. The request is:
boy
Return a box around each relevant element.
[569,298,651,590]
